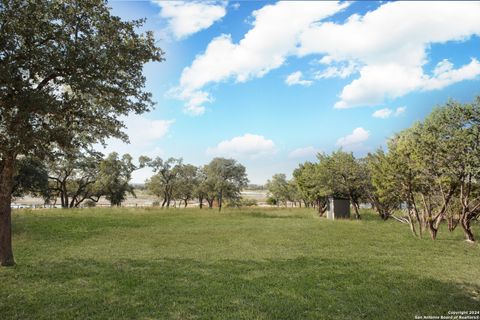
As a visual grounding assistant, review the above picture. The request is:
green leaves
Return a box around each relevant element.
[1,0,164,158]
[95,152,137,206]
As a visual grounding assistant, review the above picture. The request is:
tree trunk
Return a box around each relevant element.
[218,191,222,212]
[184,199,188,208]
[63,183,69,209]
[427,220,438,240]
[0,154,15,266]
[404,203,419,238]
[447,216,459,232]
[352,201,361,219]
[461,215,475,242]
[60,181,69,208]
[406,209,418,238]
[411,200,422,239]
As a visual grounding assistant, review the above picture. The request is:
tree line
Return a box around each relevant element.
[268,98,480,242]
[9,150,250,211]
[10,149,137,208]
[143,157,248,210]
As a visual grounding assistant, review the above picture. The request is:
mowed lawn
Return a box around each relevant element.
[1,208,479,319]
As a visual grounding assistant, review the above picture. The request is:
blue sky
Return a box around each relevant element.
[101,1,480,184]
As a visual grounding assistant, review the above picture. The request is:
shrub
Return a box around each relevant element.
[240,198,258,207]
[84,200,96,208]
[266,197,277,205]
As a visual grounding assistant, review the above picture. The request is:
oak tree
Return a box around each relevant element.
[0,0,163,265]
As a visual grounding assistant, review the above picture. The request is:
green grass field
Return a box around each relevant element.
[1,208,479,319]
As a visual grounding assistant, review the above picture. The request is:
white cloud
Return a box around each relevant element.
[206,134,277,159]
[423,58,480,90]
[318,55,334,65]
[232,2,240,10]
[297,1,480,108]
[394,106,406,116]
[336,127,370,150]
[285,71,312,86]
[314,61,357,80]
[171,1,480,113]
[372,106,407,119]
[174,1,349,113]
[372,108,393,119]
[96,114,174,160]
[154,1,226,40]
[333,64,424,109]
[95,115,174,183]
[288,146,318,159]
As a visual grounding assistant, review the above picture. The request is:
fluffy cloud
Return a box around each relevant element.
[175,1,349,114]
[336,127,369,150]
[285,71,312,86]
[314,61,357,80]
[154,1,226,40]
[172,1,480,113]
[372,106,407,119]
[372,108,392,119]
[96,115,173,160]
[206,134,277,159]
[288,146,318,159]
[297,1,480,108]
[423,58,480,90]
[394,106,406,116]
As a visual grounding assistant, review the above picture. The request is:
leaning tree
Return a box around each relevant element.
[0,0,163,266]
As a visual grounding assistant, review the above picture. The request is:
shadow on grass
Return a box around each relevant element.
[12,214,153,242]
[1,257,478,320]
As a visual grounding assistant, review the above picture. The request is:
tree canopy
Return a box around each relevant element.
[0,0,164,266]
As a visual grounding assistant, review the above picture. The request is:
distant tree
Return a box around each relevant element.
[0,0,163,265]
[293,162,329,215]
[204,158,248,211]
[266,174,290,206]
[144,157,182,208]
[144,174,164,202]
[364,150,401,221]
[266,197,278,206]
[318,151,367,219]
[383,131,425,237]
[46,149,102,208]
[201,173,219,209]
[287,180,302,207]
[95,153,137,206]
[173,164,199,208]
[194,167,209,209]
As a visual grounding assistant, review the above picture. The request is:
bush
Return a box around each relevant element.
[240,198,257,207]
[266,197,277,205]
[225,198,258,208]
[152,200,161,207]
[84,200,96,208]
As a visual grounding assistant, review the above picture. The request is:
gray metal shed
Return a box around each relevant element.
[327,197,350,220]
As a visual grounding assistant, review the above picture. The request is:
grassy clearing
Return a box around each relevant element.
[1,207,479,319]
